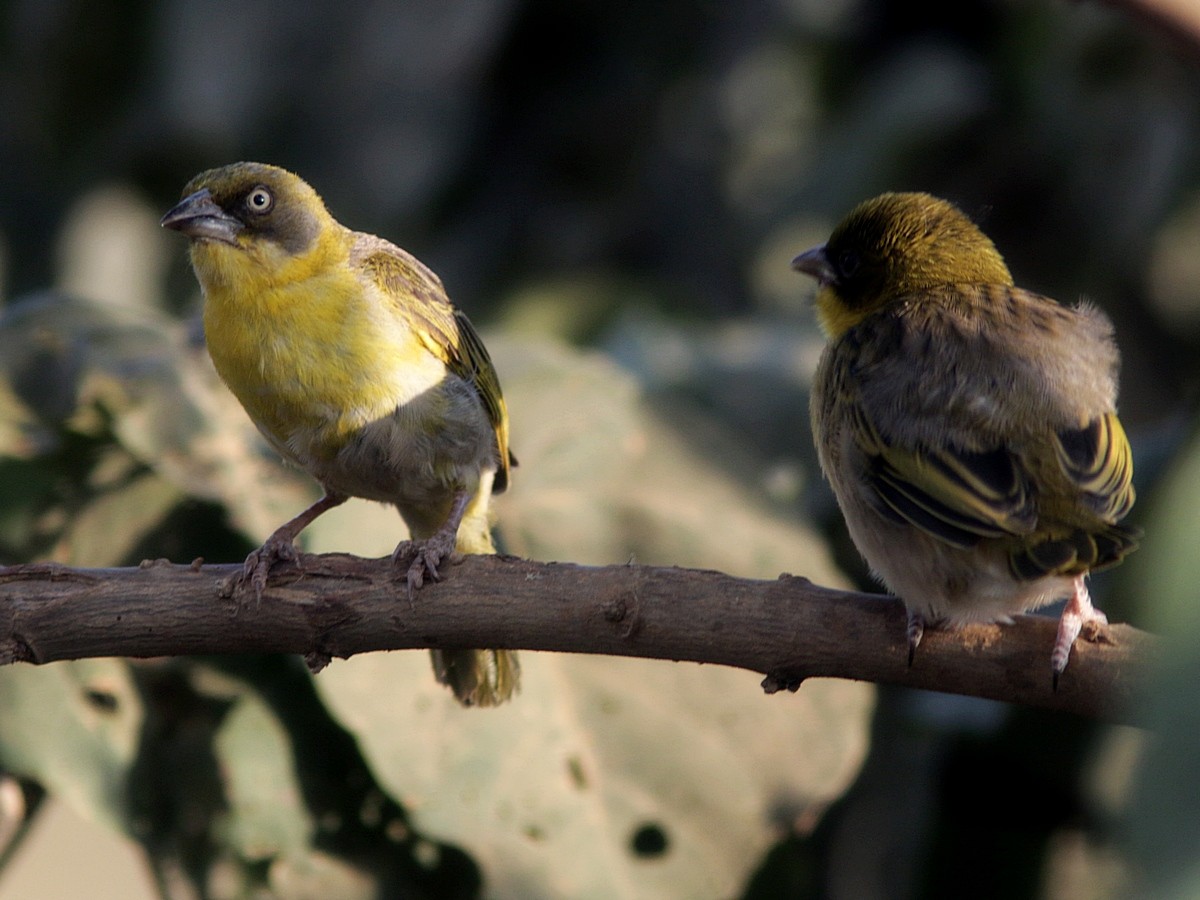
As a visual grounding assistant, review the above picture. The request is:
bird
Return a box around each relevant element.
[792,191,1138,684]
[161,161,519,706]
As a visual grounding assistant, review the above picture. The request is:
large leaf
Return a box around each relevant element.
[0,660,142,834]
[313,335,872,898]
[0,296,870,896]
[0,292,314,551]
[319,651,867,899]
[207,673,313,862]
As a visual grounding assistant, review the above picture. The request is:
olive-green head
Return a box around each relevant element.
[793,192,1014,338]
[161,161,332,258]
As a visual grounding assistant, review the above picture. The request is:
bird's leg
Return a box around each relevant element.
[243,491,348,601]
[906,610,925,666]
[395,488,471,598]
[1051,574,1108,687]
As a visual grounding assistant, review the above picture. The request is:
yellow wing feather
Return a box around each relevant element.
[852,399,1139,578]
[852,400,1037,548]
[1053,412,1135,521]
[357,246,515,492]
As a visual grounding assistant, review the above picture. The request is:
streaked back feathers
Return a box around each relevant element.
[801,191,1138,588]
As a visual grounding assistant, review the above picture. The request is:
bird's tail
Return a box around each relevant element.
[429,474,520,707]
[430,647,521,708]
[1009,520,1141,581]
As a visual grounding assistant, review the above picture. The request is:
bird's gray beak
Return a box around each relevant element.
[160,188,242,246]
[791,245,836,286]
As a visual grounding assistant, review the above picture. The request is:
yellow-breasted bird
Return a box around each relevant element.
[793,192,1138,683]
[161,162,518,706]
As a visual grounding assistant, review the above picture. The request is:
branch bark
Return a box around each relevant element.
[0,554,1154,725]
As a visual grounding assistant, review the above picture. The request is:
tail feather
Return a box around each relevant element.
[1009,521,1140,581]
[431,648,520,707]
[427,473,520,706]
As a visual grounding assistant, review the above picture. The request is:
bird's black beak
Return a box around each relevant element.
[791,245,836,286]
[160,188,242,246]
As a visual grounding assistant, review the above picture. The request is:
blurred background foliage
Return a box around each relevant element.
[0,0,1196,897]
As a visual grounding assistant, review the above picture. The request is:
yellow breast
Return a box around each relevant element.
[195,233,447,467]
[814,285,870,340]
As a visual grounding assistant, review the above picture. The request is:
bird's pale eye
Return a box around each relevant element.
[246,186,274,215]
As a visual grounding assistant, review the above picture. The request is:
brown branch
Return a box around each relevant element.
[0,554,1154,725]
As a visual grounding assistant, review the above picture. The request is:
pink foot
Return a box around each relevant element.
[906,610,925,666]
[1051,575,1108,688]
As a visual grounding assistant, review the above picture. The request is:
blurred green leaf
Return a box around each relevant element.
[0,660,142,835]
[319,652,869,900]
[0,292,315,565]
[209,678,313,862]
[1119,420,1200,898]
[53,469,183,567]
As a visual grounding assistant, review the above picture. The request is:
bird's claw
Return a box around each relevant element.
[1051,576,1107,689]
[238,536,299,605]
[394,534,461,600]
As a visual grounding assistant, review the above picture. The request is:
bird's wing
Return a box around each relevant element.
[1009,411,1139,579]
[1052,411,1135,522]
[849,397,1038,548]
[353,236,514,491]
[843,285,1132,552]
[451,307,515,490]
